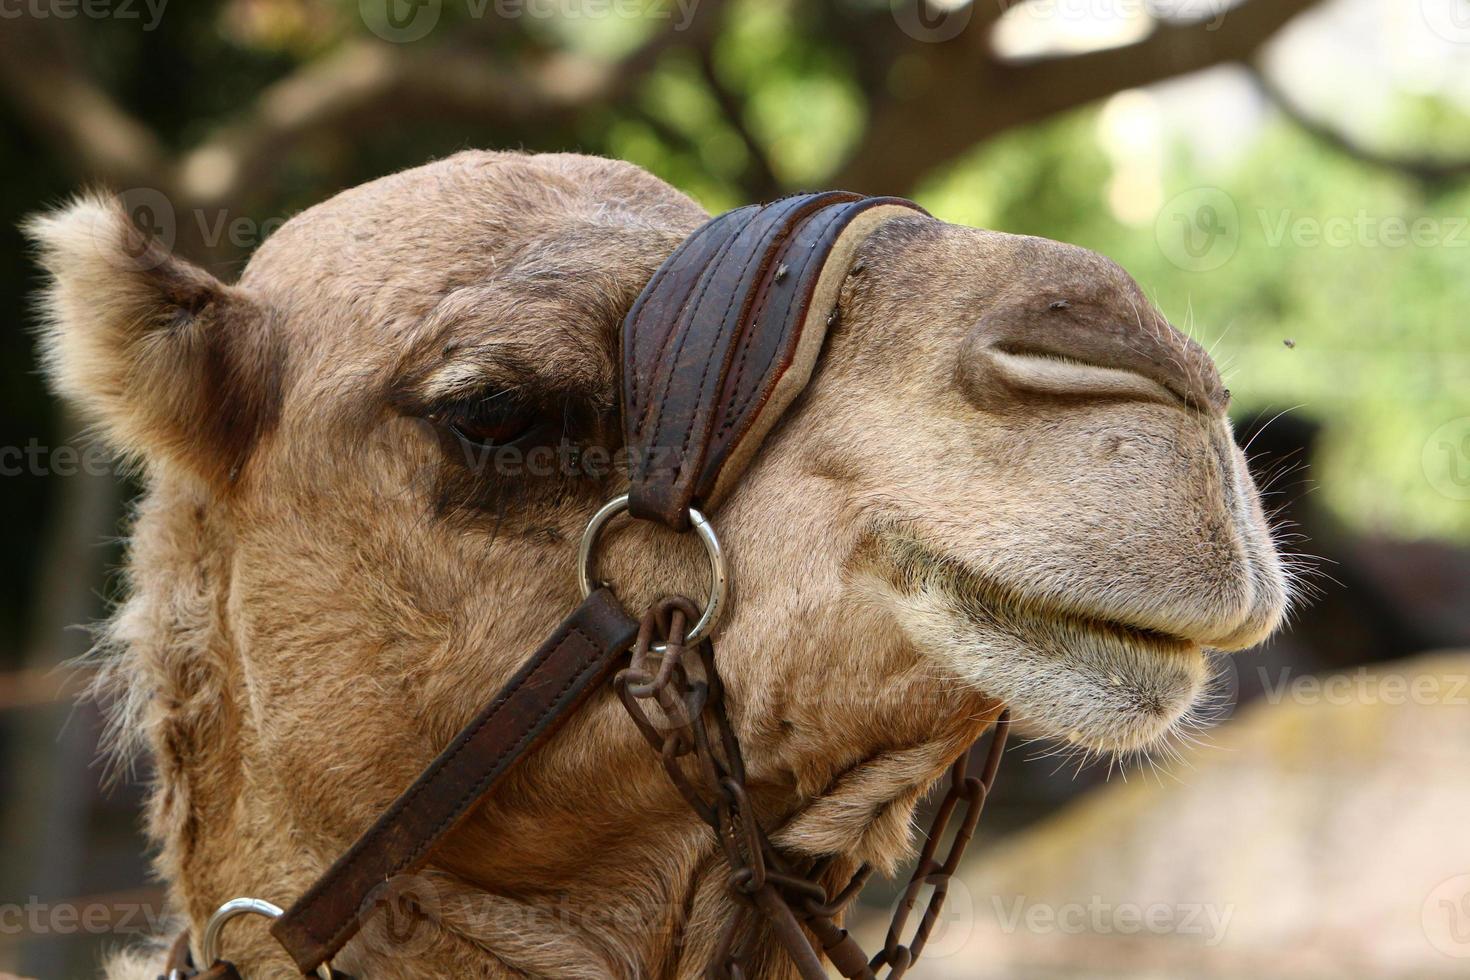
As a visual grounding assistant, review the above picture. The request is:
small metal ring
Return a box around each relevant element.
[201,897,332,980]
[578,494,727,647]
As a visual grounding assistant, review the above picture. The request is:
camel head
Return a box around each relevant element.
[29,151,1287,978]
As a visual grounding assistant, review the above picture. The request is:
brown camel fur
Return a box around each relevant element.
[27,151,1288,978]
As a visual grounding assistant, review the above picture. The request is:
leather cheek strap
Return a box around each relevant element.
[269,590,638,975]
[622,193,927,530]
[266,192,924,977]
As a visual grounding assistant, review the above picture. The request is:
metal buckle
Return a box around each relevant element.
[201,897,333,980]
[578,493,727,647]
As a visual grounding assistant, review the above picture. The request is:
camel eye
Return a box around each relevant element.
[409,383,602,493]
[431,393,542,456]
[448,413,536,449]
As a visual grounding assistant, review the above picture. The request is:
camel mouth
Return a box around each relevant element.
[949,574,1205,666]
[1028,605,1200,659]
[865,530,1212,754]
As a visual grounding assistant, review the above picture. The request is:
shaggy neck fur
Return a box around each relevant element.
[102,481,996,980]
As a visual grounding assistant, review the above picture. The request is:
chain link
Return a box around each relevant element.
[615,596,1010,980]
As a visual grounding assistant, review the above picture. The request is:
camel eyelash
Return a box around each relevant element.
[420,384,609,468]
[432,391,540,448]
[387,372,614,507]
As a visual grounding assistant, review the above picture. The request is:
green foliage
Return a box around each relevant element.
[717,0,863,186]
[919,110,1470,542]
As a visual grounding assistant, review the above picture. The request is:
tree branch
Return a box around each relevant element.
[694,46,783,201]
[0,3,725,223]
[180,9,726,211]
[1251,67,1470,183]
[832,0,1329,193]
[0,15,171,189]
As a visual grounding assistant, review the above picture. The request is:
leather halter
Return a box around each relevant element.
[233,192,927,976]
[623,191,923,529]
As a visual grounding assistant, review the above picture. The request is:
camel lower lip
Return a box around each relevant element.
[877,530,1202,658]
[877,539,1213,752]
[1065,613,1198,654]
[970,589,1201,659]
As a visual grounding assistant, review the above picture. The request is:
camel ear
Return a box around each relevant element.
[26,194,281,488]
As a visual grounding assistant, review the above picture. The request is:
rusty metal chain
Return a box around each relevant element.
[615,596,1011,980]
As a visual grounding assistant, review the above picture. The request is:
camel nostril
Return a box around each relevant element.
[976,348,1192,409]
[965,296,1229,414]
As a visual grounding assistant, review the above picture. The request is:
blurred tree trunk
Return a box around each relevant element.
[0,410,120,977]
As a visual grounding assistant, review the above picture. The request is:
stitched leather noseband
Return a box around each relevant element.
[172,192,1010,979]
[621,191,922,529]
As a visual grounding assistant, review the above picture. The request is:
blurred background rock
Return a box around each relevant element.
[857,652,1470,978]
[0,0,1466,976]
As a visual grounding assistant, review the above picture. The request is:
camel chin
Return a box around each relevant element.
[909,590,1207,755]
[862,533,1216,755]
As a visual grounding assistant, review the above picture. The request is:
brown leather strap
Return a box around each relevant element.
[267,192,924,977]
[622,192,925,529]
[270,589,639,974]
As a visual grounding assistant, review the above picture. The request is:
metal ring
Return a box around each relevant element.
[578,494,727,647]
[201,897,332,980]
